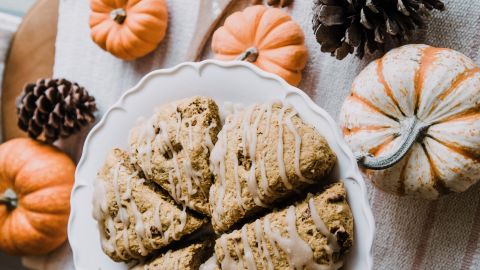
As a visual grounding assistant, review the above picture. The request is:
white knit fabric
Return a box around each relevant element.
[28,0,480,269]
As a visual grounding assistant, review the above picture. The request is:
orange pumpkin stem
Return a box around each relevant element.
[110,8,127,24]
[237,47,259,63]
[0,188,17,210]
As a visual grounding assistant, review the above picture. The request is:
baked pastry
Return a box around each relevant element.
[93,148,207,262]
[131,241,214,270]
[209,102,336,233]
[129,96,221,216]
[214,182,353,269]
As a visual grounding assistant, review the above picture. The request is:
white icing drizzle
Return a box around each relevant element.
[174,104,181,141]
[184,154,203,196]
[178,205,188,233]
[264,102,273,138]
[262,217,280,258]
[276,105,292,189]
[112,164,135,259]
[234,243,246,270]
[155,120,186,204]
[129,199,148,256]
[219,235,236,269]
[168,171,177,201]
[153,201,164,239]
[204,122,217,151]
[259,152,272,199]
[210,111,241,228]
[284,111,313,184]
[254,219,273,270]
[242,104,267,207]
[188,119,194,150]
[232,152,247,212]
[309,198,343,270]
[241,226,257,270]
[133,117,156,176]
[219,202,344,270]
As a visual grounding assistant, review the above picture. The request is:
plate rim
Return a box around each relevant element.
[68,59,375,269]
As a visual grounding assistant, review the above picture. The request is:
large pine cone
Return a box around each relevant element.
[313,0,445,60]
[16,78,97,143]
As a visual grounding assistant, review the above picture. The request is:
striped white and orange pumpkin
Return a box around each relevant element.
[340,44,480,199]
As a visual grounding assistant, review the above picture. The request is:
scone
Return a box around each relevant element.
[214,182,353,269]
[209,102,336,233]
[129,96,221,216]
[131,241,214,270]
[93,148,207,262]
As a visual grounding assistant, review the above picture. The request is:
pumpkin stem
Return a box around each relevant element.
[356,117,430,170]
[237,47,259,63]
[110,8,127,24]
[0,188,17,210]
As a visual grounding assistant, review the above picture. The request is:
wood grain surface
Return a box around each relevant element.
[1,0,58,141]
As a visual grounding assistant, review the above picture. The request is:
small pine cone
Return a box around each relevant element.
[312,0,445,60]
[251,0,294,7]
[16,78,97,143]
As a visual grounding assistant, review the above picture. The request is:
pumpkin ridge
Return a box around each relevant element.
[1,215,19,254]
[116,30,137,60]
[90,21,112,50]
[433,108,480,124]
[421,143,451,196]
[427,135,480,163]
[424,68,480,120]
[255,56,302,85]
[124,16,166,44]
[342,125,392,136]
[254,9,291,47]
[260,46,307,72]
[23,210,68,237]
[414,47,446,114]
[90,1,113,13]
[113,0,127,9]
[223,27,251,56]
[212,28,248,56]
[257,20,302,50]
[377,59,406,117]
[123,18,162,45]
[119,23,156,57]
[437,68,480,101]
[350,93,399,121]
[249,7,265,48]
[126,0,152,10]
[398,149,415,196]
[20,187,72,215]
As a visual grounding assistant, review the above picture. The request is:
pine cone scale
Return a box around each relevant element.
[318,5,345,26]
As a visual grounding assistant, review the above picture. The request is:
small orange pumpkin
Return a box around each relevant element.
[89,0,168,60]
[212,5,308,86]
[0,138,75,255]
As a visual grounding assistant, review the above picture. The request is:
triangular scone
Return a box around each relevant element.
[129,96,221,216]
[214,182,353,269]
[131,241,214,270]
[93,149,208,262]
[209,102,336,233]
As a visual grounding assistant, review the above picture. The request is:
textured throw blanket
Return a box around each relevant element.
[25,0,479,269]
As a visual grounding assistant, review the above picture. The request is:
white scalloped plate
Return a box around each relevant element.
[69,60,375,270]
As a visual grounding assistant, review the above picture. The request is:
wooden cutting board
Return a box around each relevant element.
[1,0,58,141]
